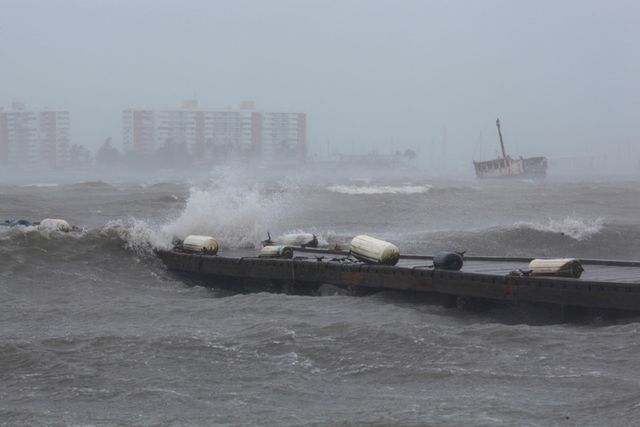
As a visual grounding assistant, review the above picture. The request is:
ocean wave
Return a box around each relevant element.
[23,183,59,188]
[397,218,640,259]
[158,183,286,249]
[516,216,604,241]
[97,177,292,252]
[326,184,431,195]
[1,177,298,255]
[101,218,160,253]
[66,180,116,190]
[0,224,78,240]
[0,225,135,268]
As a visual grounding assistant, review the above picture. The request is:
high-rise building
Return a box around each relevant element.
[0,103,71,168]
[1,108,38,166]
[39,111,70,167]
[0,112,6,164]
[262,112,306,162]
[122,109,155,155]
[121,101,306,163]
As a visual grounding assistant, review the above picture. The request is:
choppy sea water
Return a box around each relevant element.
[2,172,640,426]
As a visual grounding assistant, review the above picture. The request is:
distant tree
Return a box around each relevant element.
[403,149,417,160]
[153,139,192,167]
[69,144,92,167]
[96,137,121,164]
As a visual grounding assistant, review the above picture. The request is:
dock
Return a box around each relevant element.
[157,248,640,314]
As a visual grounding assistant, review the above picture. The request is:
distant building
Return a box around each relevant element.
[121,101,306,163]
[122,109,155,154]
[262,112,306,163]
[0,107,38,166]
[39,110,70,167]
[0,102,70,168]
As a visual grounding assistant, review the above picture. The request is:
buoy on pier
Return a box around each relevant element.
[529,258,584,278]
[276,233,318,248]
[349,235,400,266]
[433,251,464,271]
[259,245,294,259]
[181,235,219,254]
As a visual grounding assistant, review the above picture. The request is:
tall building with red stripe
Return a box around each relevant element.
[121,101,306,163]
[0,102,70,168]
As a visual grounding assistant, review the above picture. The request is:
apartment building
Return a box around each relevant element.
[262,112,306,162]
[0,103,70,167]
[122,109,155,155]
[121,101,306,163]
[39,110,70,167]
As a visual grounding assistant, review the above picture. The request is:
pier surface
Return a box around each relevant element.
[157,248,640,312]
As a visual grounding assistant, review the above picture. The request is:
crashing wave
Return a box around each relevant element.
[516,216,604,241]
[326,184,431,195]
[98,178,290,252]
[23,183,59,188]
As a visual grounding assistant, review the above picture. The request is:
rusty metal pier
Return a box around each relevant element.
[157,248,640,314]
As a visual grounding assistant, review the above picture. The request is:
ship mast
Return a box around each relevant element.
[496,118,507,159]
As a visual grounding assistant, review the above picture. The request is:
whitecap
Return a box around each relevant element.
[326,184,431,195]
[517,216,604,240]
[103,175,290,252]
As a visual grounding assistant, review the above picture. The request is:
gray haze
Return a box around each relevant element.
[2,0,639,175]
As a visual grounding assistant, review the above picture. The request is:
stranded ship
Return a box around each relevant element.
[473,118,547,179]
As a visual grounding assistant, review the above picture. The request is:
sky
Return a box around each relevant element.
[1,0,639,170]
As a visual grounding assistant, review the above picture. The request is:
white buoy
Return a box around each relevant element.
[529,258,584,278]
[349,235,400,266]
[259,245,294,259]
[182,235,219,254]
[276,233,318,248]
[38,218,71,232]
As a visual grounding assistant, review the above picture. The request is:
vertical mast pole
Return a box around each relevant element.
[496,118,507,158]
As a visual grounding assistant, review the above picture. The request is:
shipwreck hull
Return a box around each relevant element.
[473,156,547,179]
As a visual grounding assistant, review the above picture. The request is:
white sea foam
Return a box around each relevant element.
[518,216,604,240]
[24,183,59,187]
[110,178,288,252]
[326,184,431,195]
[279,228,335,248]
[103,218,159,253]
[160,183,284,248]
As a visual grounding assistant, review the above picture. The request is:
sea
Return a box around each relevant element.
[2,167,640,426]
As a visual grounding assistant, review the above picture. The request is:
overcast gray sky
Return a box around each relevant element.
[2,0,638,168]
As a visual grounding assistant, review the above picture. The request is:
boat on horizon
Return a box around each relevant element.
[473,118,547,179]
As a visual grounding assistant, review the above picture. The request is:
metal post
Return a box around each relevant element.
[496,118,507,159]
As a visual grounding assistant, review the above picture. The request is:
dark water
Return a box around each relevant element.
[2,174,640,426]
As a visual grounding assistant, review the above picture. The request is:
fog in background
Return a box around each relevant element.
[1,0,639,180]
